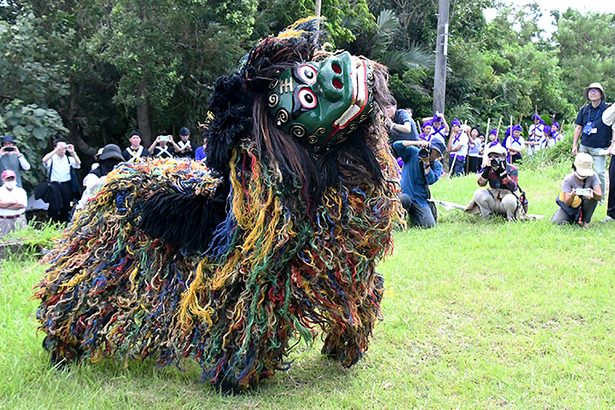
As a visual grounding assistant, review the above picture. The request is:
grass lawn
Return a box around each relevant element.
[1,161,614,409]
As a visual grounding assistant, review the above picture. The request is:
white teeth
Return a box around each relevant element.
[334,60,368,129]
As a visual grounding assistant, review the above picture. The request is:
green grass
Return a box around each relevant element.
[1,162,615,409]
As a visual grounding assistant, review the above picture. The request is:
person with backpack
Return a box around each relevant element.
[42,139,81,223]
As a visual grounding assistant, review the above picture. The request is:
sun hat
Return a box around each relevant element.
[99,144,124,161]
[485,144,507,157]
[430,140,447,157]
[574,153,595,177]
[584,82,605,100]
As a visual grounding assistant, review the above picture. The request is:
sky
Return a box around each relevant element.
[506,0,615,14]
[484,0,615,32]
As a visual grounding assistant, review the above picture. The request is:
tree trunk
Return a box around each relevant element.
[136,83,152,146]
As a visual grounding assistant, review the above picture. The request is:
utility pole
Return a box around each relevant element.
[315,0,322,30]
[433,0,450,114]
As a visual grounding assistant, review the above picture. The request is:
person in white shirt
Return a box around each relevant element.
[42,139,81,223]
[538,127,556,150]
[467,126,484,173]
[527,114,544,156]
[0,169,27,236]
[447,119,469,177]
[505,125,525,164]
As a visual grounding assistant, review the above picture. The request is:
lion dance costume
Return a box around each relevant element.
[36,18,403,391]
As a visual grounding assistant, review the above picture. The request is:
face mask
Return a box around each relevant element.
[267,51,374,147]
[4,181,16,189]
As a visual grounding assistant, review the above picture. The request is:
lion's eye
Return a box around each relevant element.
[296,64,318,85]
[297,88,318,110]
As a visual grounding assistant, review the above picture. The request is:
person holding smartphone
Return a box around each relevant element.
[42,139,81,223]
[551,153,602,227]
[149,133,180,159]
[0,135,31,188]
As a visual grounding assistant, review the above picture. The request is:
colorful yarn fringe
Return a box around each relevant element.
[36,135,402,390]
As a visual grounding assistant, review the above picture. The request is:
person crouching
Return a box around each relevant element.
[551,153,602,227]
[392,139,445,228]
[465,144,526,221]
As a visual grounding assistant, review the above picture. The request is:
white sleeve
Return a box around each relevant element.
[69,156,81,169]
[17,188,28,207]
[18,155,31,171]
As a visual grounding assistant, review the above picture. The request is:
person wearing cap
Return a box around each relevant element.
[527,114,544,156]
[572,82,611,196]
[466,144,526,221]
[175,127,194,159]
[600,104,615,222]
[504,124,525,163]
[0,135,31,188]
[538,126,556,150]
[0,169,27,237]
[551,153,602,226]
[122,131,151,163]
[75,144,125,211]
[392,138,445,228]
[551,121,563,143]
[447,119,469,177]
[426,113,449,144]
[384,98,418,143]
[419,121,433,142]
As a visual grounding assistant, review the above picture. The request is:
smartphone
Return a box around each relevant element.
[159,135,171,142]
[575,188,591,197]
[3,146,15,152]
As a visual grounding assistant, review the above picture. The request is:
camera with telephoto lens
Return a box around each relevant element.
[490,157,504,169]
[418,147,430,158]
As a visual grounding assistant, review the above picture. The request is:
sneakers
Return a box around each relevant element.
[601,215,615,223]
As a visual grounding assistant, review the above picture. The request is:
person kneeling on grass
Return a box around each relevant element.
[392,139,445,229]
[465,144,527,221]
[551,153,602,227]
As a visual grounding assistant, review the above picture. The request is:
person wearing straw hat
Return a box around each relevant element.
[465,144,526,221]
[572,82,611,196]
[551,153,602,226]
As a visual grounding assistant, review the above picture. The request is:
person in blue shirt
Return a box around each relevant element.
[392,139,445,228]
[572,82,611,195]
[384,98,418,143]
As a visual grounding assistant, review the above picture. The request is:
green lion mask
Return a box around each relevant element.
[267,51,375,147]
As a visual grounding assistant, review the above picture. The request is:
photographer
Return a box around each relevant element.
[0,135,31,188]
[149,134,180,159]
[466,144,526,221]
[42,139,81,223]
[552,153,602,227]
[392,139,445,229]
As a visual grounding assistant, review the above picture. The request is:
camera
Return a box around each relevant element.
[159,135,171,142]
[3,146,15,152]
[418,147,430,158]
[490,157,504,169]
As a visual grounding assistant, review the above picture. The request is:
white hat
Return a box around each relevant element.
[584,82,605,100]
[484,144,507,157]
[574,153,595,178]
